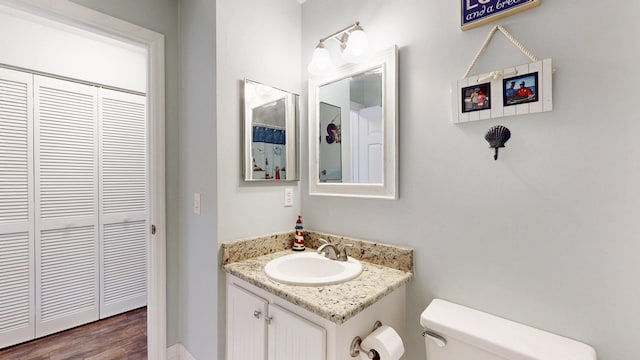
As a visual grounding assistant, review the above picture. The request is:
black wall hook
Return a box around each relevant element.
[484,125,511,160]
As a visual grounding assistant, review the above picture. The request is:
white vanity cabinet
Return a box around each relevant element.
[226,275,406,360]
[227,281,326,360]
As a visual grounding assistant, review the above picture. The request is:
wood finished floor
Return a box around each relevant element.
[0,307,146,360]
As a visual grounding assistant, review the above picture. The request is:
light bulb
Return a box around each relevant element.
[342,28,369,63]
[307,44,332,75]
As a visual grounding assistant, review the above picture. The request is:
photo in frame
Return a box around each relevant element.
[451,58,553,124]
[461,82,491,113]
[503,72,538,106]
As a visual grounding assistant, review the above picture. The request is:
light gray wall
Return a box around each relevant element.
[216,0,302,243]
[302,1,640,359]
[70,0,182,346]
[179,0,219,359]
[215,1,301,358]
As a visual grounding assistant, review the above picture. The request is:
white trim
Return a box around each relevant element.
[167,344,180,360]
[167,344,198,360]
[0,1,167,359]
[0,62,145,96]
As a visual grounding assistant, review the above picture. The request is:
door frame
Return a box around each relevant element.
[0,1,167,359]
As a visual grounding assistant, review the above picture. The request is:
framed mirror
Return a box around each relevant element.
[309,46,397,198]
[243,79,299,181]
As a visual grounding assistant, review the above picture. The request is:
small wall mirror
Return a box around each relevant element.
[309,46,397,198]
[244,79,299,181]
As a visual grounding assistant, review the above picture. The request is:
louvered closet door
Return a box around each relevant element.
[34,76,99,337]
[98,88,148,318]
[0,68,35,348]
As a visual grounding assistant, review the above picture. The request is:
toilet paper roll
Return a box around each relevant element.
[359,325,404,360]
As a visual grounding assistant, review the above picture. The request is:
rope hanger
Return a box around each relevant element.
[463,25,539,79]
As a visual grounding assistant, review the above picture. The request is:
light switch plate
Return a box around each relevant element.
[284,187,293,207]
[193,192,201,215]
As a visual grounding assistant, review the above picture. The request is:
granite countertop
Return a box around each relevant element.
[223,248,413,325]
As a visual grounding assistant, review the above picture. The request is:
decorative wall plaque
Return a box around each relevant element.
[461,0,540,31]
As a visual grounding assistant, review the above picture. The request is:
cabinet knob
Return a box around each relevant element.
[253,310,262,319]
[265,316,273,325]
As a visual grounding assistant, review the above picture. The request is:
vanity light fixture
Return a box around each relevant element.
[307,21,369,75]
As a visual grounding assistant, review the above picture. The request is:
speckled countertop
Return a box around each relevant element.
[222,231,413,324]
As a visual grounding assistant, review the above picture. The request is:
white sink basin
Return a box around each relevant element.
[264,252,363,286]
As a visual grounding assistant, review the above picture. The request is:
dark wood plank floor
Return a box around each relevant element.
[0,307,146,360]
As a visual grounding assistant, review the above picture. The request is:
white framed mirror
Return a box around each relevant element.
[309,46,397,198]
[243,79,299,181]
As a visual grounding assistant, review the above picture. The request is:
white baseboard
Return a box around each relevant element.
[167,344,180,360]
[167,343,197,360]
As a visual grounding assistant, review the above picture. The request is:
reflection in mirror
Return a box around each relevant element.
[319,102,342,182]
[309,46,397,198]
[244,79,299,181]
[318,68,383,184]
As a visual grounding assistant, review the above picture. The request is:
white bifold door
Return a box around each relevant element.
[98,89,148,318]
[0,68,147,347]
[0,68,35,349]
[34,76,100,337]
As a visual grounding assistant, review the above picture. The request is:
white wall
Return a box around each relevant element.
[216,0,302,242]
[0,5,146,93]
[302,1,640,360]
[69,0,182,346]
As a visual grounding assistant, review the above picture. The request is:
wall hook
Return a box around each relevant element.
[484,125,511,160]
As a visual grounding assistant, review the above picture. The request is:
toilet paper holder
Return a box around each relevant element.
[349,320,383,358]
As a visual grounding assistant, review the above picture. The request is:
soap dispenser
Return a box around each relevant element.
[292,216,305,251]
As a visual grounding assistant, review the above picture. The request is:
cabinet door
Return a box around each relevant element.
[0,68,35,349]
[227,284,268,360]
[268,304,326,360]
[98,88,148,318]
[34,75,99,337]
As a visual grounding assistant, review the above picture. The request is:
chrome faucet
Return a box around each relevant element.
[317,239,338,260]
[317,239,353,262]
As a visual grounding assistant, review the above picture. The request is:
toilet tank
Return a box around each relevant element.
[420,299,596,360]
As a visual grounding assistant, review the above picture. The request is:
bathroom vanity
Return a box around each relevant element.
[222,232,413,360]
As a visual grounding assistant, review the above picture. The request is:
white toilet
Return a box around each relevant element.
[420,299,596,360]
